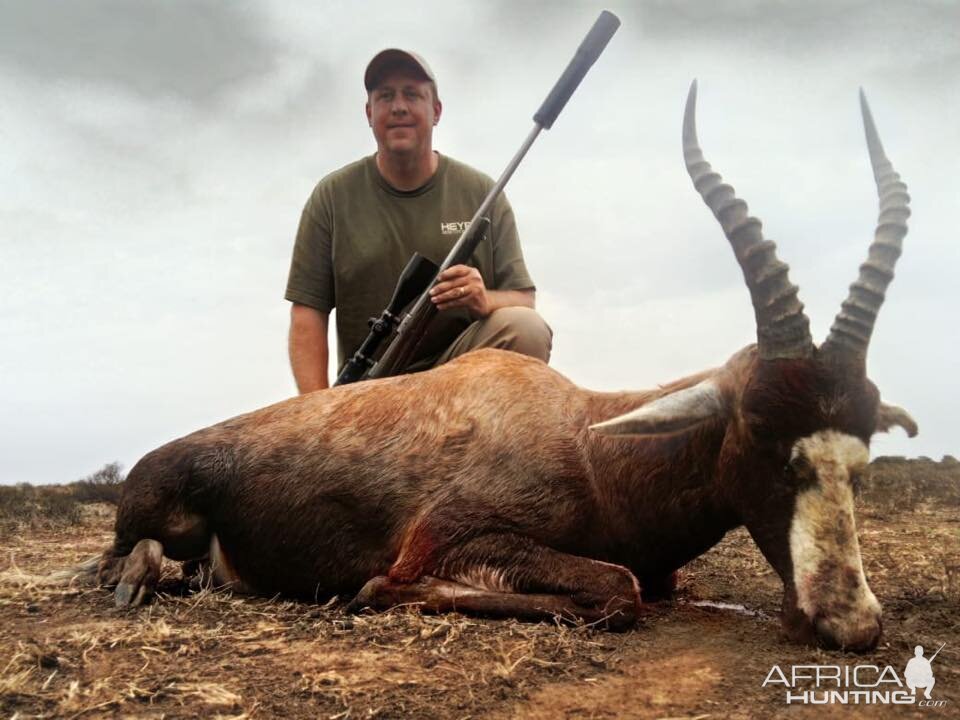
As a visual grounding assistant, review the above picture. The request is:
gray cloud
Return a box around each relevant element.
[637,0,959,55]
[0,0,277,104]
[1,0,955,484]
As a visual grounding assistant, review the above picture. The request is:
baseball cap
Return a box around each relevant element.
[364,49,438,94]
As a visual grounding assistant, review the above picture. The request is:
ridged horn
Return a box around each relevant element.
[682,81,812,360]
[821,90,910,364]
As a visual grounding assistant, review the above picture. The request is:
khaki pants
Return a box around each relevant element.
[434,307,553,366]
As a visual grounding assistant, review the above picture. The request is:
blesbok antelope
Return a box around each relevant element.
[96,82,915,651]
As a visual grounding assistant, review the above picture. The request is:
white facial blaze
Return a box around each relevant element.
[789,431,881,644]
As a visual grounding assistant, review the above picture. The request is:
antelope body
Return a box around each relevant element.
[99,84,916,651]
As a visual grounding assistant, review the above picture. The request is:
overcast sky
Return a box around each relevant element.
[1,0,957,484]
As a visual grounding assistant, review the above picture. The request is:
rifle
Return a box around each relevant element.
[929,642,946,663]
[335,10,621,386]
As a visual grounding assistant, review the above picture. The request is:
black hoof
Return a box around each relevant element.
[346,575,391,614]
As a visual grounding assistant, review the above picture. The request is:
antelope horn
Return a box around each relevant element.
[821,90,910,364]
[683,80,812,360]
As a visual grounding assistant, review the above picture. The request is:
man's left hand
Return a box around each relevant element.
[430,264,492,318]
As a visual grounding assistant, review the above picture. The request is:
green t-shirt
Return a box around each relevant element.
[285,153,536,372]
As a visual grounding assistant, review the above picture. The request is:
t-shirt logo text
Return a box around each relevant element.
[441,220,472,236]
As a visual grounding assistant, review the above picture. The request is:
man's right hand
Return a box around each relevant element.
[429,264,492,317]
[289,303,330,393]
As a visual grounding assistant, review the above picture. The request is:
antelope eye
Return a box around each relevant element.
[788,453,813,479]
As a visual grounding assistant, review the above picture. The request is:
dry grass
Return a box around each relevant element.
[1,540,622,718]
[0,458,957,718]
[0,463,124,539]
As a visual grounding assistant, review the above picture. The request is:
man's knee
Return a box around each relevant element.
[482,307,553,362]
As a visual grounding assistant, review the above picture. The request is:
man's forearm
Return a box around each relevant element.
[485,288,535,314]
[289,305,330,393]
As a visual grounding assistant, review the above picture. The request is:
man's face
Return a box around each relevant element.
[366,69,441,158]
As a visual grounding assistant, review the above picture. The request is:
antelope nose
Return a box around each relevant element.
[815,613,882,653]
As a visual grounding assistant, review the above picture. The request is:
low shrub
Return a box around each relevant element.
[70,462,125,505]
[861,456,960,511]
[0,484,82,533]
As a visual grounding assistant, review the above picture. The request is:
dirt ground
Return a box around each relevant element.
[1,481,958,719]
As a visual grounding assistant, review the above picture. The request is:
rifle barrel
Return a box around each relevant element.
[437,125,541,278]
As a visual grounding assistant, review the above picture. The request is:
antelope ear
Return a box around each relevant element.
[590,379,725,436]
[876,402,918,438]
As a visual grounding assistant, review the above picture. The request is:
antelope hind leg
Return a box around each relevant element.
[106,539,163,608]
[349,575,639,629]
[351,534,643,630]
